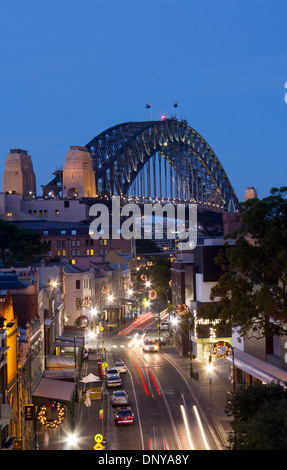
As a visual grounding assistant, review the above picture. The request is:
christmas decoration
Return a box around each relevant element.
[37,401,65,428]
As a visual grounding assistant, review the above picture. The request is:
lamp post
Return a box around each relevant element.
[206,355,213,405]
[74,314,89,401]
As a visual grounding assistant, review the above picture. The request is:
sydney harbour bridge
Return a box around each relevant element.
[42,118,238,237]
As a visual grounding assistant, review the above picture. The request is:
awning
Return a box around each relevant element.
[55,336,83,346]
[226,349,287,385]
[103,304,123,309]
[43,369,76,381]
[46,355,75,369]
[32,378,75,406]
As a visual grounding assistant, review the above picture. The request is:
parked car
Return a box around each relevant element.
[115,361,127,374]
[105,368,120,378]
[110,390,129,406]
[107,375,122,388]
[114,407,135,425]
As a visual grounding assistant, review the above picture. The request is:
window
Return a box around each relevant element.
[76,298,81,310]
[55,209,59,217]
[62,250,66,256]
[62,240,66,248]
[64,200,69,208]
[61,230,66,235]
[99,239,103,246]
[39,210,43,217]
[72,250,75,256]
[33,210,37,217]
[71,259,76,265]
[76,240,80,247]
[71,240,75,247]
[90,249,94,256]
[28,210,32,215]
[76,280,80,289]
[57,241,61,248]
[57,250,61,256]
[71,230,77,235]
[104,249,108,255]
[43,231,49,236]
[77,250,80,256]
[99,249,103,255]
[86,249,89,256]
[44,210,48,217]
[104,239,107,246]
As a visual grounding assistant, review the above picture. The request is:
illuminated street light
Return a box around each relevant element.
[108,294,114,303]
[87,330,96,341]
[65,432,79,449]
[127,289,133,297]
[206,363,213,373]
[90,307,98,317]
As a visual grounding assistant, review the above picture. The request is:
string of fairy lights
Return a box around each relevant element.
[37,401,65,429]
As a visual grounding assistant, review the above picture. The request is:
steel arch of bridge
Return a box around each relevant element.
[85,119,238,211]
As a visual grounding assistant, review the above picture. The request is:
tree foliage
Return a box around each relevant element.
[226,382,287,450]
[138,255,171,305]
[198,187,287,339]
[0,220,49,267]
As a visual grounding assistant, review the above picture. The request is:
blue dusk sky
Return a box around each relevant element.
[0,0,286,202]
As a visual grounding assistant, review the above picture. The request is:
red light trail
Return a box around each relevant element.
[117,311,153,336]
[135,364,149,397]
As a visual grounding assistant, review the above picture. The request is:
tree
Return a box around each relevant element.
[0,220,48,267]
[138,255,171,305]
[198,187,287,339]
[226,382,287,450]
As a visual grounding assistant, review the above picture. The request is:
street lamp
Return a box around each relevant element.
[127,288,133,297]
[74,314,90,399]
[65,432,79,450]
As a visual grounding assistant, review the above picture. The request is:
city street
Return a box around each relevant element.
[74,312,225,451]
[105,331,216,450]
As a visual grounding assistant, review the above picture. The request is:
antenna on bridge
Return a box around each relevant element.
[145,103,152,120]
[174,102,178,119]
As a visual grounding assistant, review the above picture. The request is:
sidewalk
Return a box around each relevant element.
[161,346,233,449]
[71,319,233,451]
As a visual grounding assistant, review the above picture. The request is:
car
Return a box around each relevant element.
[142,338,160,352]
[105,368,120,378]
[107,375,122,388]
[115,361,127,374]
[110,390,129,406]
[114,407,135,425]
[161,321,170,330]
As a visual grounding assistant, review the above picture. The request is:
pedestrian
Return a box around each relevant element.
[43,431,49,449]
[83,348,88,361]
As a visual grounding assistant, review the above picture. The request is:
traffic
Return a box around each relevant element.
[96,311,217,450]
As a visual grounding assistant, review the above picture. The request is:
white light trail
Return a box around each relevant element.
[180,405,194,450]
[192,405,210,450]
